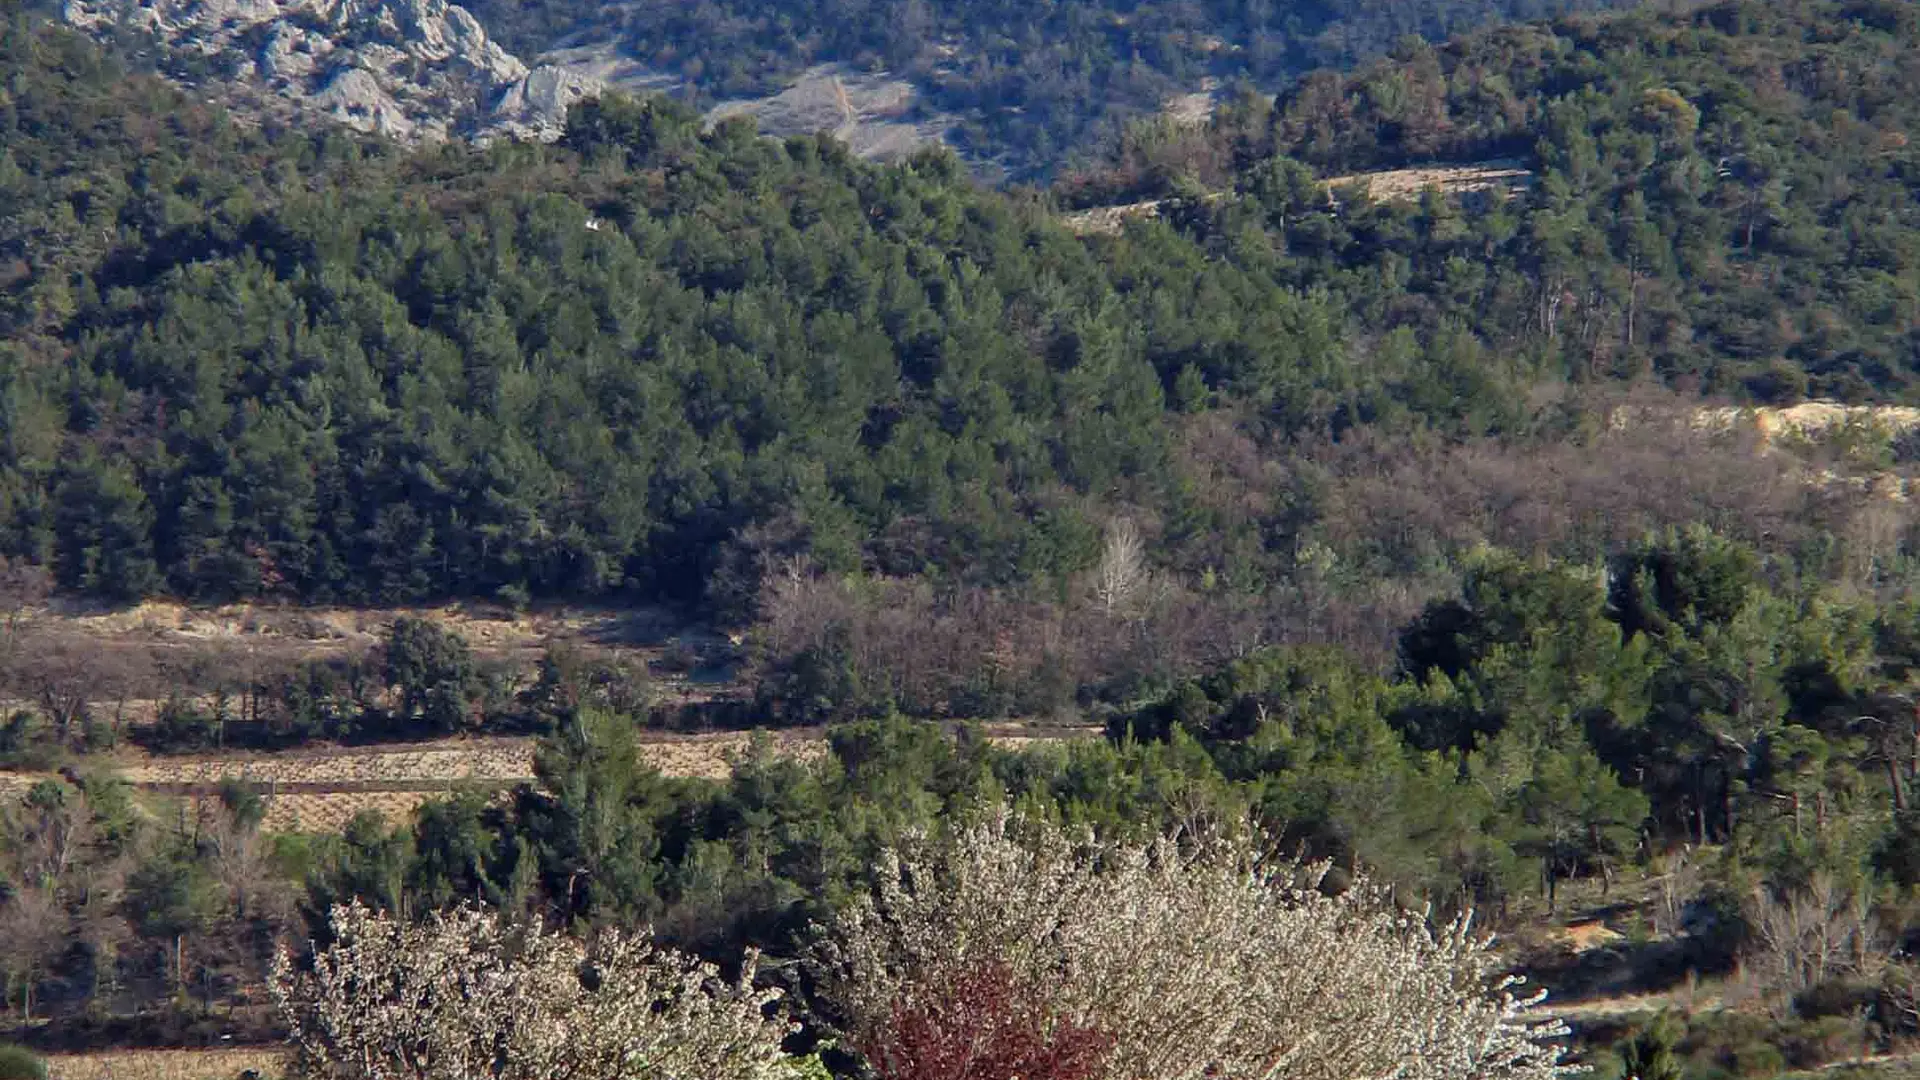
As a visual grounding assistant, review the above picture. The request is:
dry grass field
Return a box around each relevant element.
[32,599,673,660]
[114,739,539,787]
[1321,160,1534,202]
[0,771,50,798]
[242,789,446,833]
[0,587,1102,836]
[5,722,1098,831]
[118,728,831,786]
[168,732,827,830]
[43,1047,286,1080]
[63,729,836,832]
[2,723,1094,833]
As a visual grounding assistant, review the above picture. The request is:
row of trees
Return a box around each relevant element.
[0,605,633,762]
[278,815,1574,1080]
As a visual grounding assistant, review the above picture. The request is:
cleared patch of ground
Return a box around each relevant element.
[1061,198,1169,236]
[1322,160,1534,202]
[1604,400,1920,502]
[28,598,680,660]
[1691,401,1920,443]
[536,41,680,94]
[536,45,957,161]
[706,64,954,160]
[1062,160,1533,235]
[44,1047,286,1080]
[1161,77,1219,126]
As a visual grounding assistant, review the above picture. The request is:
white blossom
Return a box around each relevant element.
[272,902,795,1080]
[812,811,1578,1080]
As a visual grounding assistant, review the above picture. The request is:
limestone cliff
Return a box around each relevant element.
[61,0,600,142]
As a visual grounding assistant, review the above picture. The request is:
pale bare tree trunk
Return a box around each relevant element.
[1094,517,1147,617]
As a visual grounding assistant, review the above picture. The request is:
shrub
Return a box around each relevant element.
[856,960,1115,1080]
[812,811,1575,1080]
[273,902,795,1080]
[0,1045,45,1080]
[1613,1012,1685,1080]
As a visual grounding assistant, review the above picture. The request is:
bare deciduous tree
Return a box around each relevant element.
[1093,518,1147,618]
[0,885,67,1021]
[812,812,1575,1080]
[1882,959,1920,1037]
[0,556,51,700]
[1745,875,1884,1006]
[1652,847,1697,940]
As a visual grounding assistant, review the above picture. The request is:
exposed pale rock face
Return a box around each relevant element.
[258,23,318,81]
[315,66,412,137]
[61,0,594,143]
[488,63,603,142]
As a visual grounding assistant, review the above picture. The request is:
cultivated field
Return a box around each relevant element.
[114,739,540,788]
[44,1047,286,1080]
[0,589,1099,834]
[2,724,1087,833]
[72,729,831,832]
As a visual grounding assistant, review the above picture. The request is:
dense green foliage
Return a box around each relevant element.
[4,0,1919,621]
[14,528,1920,1072]
[1085,0,1920,401]
[0,1045,43,1080]
[8,2,1920,1071]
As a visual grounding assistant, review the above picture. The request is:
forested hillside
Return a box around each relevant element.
[1077,0,1920,399]
[12,1,1920,1075]
[3,0,1915,629]
[456,0,1641,173]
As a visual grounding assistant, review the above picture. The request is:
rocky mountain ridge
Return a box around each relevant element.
[60,0,602,142]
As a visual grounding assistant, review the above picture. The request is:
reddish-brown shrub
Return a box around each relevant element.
[856,961,1115,1080]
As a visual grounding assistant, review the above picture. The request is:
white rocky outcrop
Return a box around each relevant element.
[488,63,604,142]
[61,0,598,143]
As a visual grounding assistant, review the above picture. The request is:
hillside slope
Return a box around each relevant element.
[1076,0,1920,401]
[473,0,1647,178]
[59,0,600,142]
[3,1,1916,618]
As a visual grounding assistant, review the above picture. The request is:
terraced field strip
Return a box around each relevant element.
[6,723,1105,832]
[252,789,448,832]
[44,1047,286,1080]
[115,738,538,787]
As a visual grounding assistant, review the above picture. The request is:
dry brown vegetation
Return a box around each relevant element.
[114,739,540,788]
[92,731,834,832]
[17,727,1073,833]
[1060,161,1532,235]
[3,393,1913,841]
[751,394,1920,726]
[1321,160,1534,202]
[43,1047,286,1080]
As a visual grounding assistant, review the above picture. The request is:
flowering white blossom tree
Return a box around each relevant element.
[811,812,1577,1080]
[272,902,795,1080]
